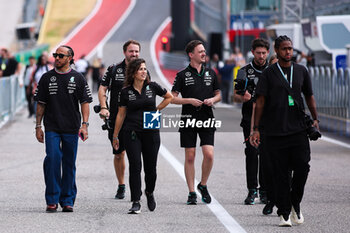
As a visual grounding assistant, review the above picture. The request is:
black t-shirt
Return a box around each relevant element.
[100,60,126,121]
[119,81,167,132]
[34,69,93,134]
[172,64,219,131]
[1,58,18,77]
[236,61,268,126]
[256,62,313,136]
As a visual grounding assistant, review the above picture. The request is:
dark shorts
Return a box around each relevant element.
[180,130,215,148]
[108,127,125,155]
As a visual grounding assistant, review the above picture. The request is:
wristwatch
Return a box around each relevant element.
[82,122,89,127]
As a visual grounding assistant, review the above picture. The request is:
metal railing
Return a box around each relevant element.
[0,75,26,126]
[309,66,350,135]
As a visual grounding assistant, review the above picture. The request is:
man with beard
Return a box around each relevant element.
[171,40,221,205]
[234,38,270,208]
[98,40,141,199]
[251,35,319,226]
[34,45,93,212]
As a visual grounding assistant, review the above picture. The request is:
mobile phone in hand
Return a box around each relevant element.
[79,132,84,140]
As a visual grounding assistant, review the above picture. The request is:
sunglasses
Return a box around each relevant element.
[52,53,70,59]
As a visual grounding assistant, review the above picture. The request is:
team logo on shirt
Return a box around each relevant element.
[185,72,191,77]
[69,77,75,83]
[248,69,254,74]
[143,110,161,129]
[117,68,123,73]
[205,71,209,76]
[50,76,56,82]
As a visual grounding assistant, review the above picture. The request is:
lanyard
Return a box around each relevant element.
[276,62,293,88]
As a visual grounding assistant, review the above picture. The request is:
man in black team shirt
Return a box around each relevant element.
[234,38,270,207]
[171,40,221,205]
[98,40,141,199]
[251,35,319,227]
[34,45,93,213]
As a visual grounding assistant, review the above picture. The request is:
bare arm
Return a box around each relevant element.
[35,103,46,143]
[250,95,265,147]
[233,90,252,103]
[157,91,173,110]
[203,89,221,106]
[78,102,90,141]
[171,91,203,107]
[112,107,126,150]
[98,85,109,118]
[305,95,319,130]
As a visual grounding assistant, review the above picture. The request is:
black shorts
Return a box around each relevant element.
[180,130,215,148]
[108,127,125,154]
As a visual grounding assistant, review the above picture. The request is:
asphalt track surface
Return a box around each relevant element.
[1,0,350,232]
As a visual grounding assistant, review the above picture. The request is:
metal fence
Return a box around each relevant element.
[0,75,26,126]
[309,66,350,135]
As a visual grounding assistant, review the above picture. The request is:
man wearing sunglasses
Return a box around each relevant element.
[34,45,93,213]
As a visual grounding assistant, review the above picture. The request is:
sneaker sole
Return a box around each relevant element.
[128,210,141,214]
[186,202,197,205]
[201,198,211,204]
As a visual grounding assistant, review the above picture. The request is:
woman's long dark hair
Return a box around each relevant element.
[124,58,150,87]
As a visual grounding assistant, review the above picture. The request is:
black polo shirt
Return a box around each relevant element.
[119,81,167,132]
[172,64,220,131]
[100,60,126,121]
[236,61,268,126]
[34,68,93,134]
[256,62,313,136]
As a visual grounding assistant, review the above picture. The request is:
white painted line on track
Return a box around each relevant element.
[152,18,246,233]
[85,0,136,60]
[52,0,137,60]
[150,16,172,90]
[55,0,103,52]
[321,136,350,149]
[159,145,247,233]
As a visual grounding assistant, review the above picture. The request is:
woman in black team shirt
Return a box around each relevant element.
[112,58,173,214]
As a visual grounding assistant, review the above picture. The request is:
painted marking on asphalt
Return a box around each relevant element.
[150,16,172,90]
[321,136,350,149]
[159,145,247,233]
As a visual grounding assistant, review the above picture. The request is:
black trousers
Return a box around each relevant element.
[124,130,160,202]
[242,124,265,191]
[25,85,34,116]
[266,131,310,216]
[259,133,276,204]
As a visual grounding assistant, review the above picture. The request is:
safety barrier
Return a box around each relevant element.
[0,75,25,126]
[309,66,350,135]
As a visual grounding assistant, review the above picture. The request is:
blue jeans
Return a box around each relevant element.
[44,131,78,207]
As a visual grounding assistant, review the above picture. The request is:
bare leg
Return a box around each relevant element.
[200,145,214,185]
[114,151,126,185]
[184,148,196,192]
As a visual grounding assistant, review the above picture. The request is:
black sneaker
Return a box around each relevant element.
[259,190,267,204]
[244,189,258,205]
[197,183,212,204]
[187,192,197,205]
[262,201,274,215]
[128,201,141,214]
[145,191,156,211]
[115,184,126,199]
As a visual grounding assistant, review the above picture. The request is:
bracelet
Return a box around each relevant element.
[35,125,42,129]
[82,122,89,127]
[314,119,320,123]
[113,136,118,140]
[101,107,109,110]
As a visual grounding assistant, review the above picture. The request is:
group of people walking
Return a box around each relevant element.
[33,36,319,227]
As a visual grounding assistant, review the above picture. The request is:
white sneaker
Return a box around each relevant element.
[279,215,292,227]
[291,206,304,224]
